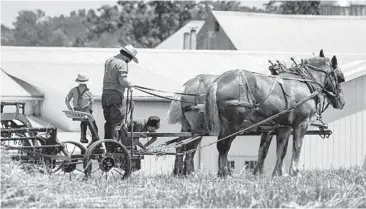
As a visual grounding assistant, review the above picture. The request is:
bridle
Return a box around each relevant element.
[294,60,342,101]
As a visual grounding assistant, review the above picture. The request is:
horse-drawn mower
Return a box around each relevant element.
[1,102,86,175]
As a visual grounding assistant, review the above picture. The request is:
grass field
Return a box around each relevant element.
[1,155,366,208]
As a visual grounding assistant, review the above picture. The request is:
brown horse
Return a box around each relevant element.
[205,50,345,177]
[168,74,218,175]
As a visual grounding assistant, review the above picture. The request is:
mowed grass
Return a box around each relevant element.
[1,155,366,208]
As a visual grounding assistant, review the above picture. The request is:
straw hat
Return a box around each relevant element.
[75,74,89,84]
[120,44,139,63]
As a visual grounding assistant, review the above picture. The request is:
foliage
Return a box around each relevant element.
[1,153,366,208]
[265,1,321,15]
[1,1,320,48]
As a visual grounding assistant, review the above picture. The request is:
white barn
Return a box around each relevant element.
[1,46,365,174]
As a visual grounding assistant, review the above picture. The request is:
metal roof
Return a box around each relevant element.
[212,11,366,53]
[1,47,365,100]
[155,20,205,49]
[0,69,43,101]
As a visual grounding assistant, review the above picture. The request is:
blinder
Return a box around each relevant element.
[323,63,342,99]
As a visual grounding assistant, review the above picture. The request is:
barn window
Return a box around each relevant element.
[245,161,257,170]
[215,21,220,32]
[228,160,235,169]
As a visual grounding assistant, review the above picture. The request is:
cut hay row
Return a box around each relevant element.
[1,152,365,208]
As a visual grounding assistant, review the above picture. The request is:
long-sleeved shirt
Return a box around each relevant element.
[103,54,129,95]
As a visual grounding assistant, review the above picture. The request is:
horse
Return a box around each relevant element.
[167,55,316,176]
[167,74,218,175]
[167,61,296,176]
[205,50,345,177]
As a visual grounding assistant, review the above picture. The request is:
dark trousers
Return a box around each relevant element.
[102,91,124,139]
[78,109,99,140]
[80,120,98,140]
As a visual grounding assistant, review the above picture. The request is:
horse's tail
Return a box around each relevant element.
[205,82,220,134]
[167,86,185,124]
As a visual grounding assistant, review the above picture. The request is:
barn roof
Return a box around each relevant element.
[155,20,205,49]
[1,46,365,101]
[211,11,366,53]
[0,69,43,101]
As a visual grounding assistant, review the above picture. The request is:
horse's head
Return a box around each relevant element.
[304,50,345,109]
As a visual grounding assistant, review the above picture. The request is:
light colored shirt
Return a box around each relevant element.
[103,55,128,94]
[65,86,93,110]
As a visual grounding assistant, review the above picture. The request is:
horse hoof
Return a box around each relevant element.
[289,170,301,177]
[173,167,184,176]
[217,168,230,177]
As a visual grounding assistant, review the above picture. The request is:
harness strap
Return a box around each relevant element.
[237,70,256,107]
[194,75,206,105]
[76,87,89,107]
[236,70,279,109]
[255,77,278,108]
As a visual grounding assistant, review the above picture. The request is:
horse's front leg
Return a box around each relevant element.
[253,133,273,175]
[289,121,308,176]
[183,136,202,175]
[272,127,292,176]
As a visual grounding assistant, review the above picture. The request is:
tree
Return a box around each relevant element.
[13,10,42,46]
[265,1,321,15]
[1,24,15,45]
[49,29,69,46]
[4,1,268,48]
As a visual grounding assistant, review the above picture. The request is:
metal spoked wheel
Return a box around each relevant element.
[50,141,86,177]
[83,139,131,180]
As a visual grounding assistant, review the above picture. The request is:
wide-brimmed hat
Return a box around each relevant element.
[147,116,160,127]
[75,74,89,84]
[120,44,139,63]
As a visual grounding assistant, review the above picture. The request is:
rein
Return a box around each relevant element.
[133,76,207,106]
[133,87,197,104]
[134,85,204,97]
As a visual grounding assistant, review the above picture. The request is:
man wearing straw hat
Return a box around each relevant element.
[65,73,98,144]
[102,44,138,140]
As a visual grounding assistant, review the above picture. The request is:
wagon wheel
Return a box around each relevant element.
[83,139,131,180]
[49,141,86,176]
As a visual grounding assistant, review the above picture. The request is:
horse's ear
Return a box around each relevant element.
[331,56,338,68]
[319,49,325,57]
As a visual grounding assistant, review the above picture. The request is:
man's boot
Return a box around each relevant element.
[80,122,89,143]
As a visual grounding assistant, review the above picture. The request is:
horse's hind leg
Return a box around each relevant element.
[173,136,186,176]
[289,122,308,176]
[272,127,292,176]
[253,133,273,175]
[217,128,236,177]
[183,136,202,175]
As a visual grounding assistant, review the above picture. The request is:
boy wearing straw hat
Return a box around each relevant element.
[65,73,98,144]
[102,44,138,140]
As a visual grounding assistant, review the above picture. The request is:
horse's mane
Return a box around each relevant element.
[303,57,330,67]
